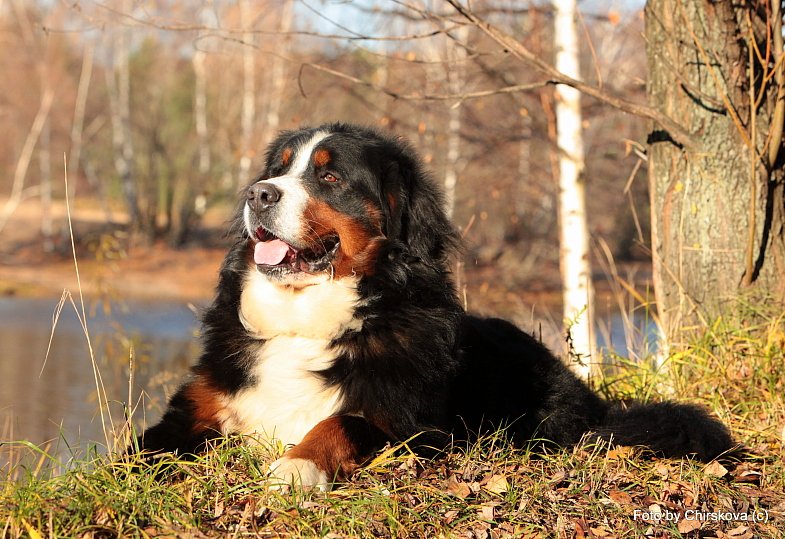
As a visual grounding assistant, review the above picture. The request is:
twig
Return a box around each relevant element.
[445,0,699,149]
[298,62,550,101]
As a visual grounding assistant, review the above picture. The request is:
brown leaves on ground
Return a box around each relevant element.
[155,440,784,539]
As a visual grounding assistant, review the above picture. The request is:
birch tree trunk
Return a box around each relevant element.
[554,0,595,379]
[444,26,469,219]
[68,41,94,204]
[262,0,294,148]
[239,0,256,185]
[39,118,52,252]
[193,47,210,177]
[108,7,139,229]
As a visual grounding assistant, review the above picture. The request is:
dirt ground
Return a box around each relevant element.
[0,197,228,301]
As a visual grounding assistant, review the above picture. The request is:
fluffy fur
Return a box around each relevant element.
[137,123,735,489]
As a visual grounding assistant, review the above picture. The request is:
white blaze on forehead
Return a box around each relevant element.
[245,130,331,243]
[288,130,331,177]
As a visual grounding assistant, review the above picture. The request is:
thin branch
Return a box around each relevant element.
[0,88,55,233]
[298,62,551,101]
[82,1,457,43]
[444,0,699,149]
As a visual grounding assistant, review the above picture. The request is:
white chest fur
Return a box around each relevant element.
[220,335,343,446]
[239,271,363,340]
[223,270,362,446]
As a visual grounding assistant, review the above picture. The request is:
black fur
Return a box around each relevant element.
[137,123,735,464]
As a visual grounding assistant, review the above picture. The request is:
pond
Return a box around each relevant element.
[0,295,657,471]
[0,296,202,469]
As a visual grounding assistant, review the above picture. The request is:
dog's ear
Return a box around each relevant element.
[383,153,459,264]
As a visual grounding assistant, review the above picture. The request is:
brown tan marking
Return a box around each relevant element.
[283,416,385,480]
[304,199,384,277]
[184,374,225,435]
[313,148,331,168]
[281,147,293,166]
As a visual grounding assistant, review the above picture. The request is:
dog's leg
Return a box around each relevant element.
[134,373,225,456]
[267,415,387,491]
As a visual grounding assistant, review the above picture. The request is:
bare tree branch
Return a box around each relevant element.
[298,62,551,102]
[444,0,698,149]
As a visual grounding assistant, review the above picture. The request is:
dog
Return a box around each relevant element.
[137,123,734,490]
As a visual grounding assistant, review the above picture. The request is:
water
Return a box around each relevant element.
[0,295,657,470]
[0,296,201,465]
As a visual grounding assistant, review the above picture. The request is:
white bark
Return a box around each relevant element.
[554,0,595,380]
[107,7,138,225]
[443,26,469,219]
[193,48,210,176]
[68,40,95,202]
[40,118,52,252]
[239,0,256,184]
[263,0,294,147]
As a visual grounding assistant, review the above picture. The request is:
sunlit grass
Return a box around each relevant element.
[2,301,785,538]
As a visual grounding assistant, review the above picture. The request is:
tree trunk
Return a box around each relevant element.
[262,0,294,149]
[193,47,210,177]
[68,40,94,205]
[554,0,595,379]
[108,9,139,229]
[444,26,469,219]
[238,0,256,186]
[646,0,785,341]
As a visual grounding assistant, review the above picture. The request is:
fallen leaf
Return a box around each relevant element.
[726,525,752,539]
[483,474,509,495]
[677,517,701,534]
[213,496,225,519]
[549,470,568,483]
[606,446,633,460]
[445,475,471,499]
[704,460,729,477]
[590,525,612,537]
[479,503,495,521]
[608,489,632,505]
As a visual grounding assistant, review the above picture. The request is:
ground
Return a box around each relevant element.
[0,197,227,301]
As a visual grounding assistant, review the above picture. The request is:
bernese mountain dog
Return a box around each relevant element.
[137,123,734,490]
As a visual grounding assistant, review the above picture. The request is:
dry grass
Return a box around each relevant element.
[2,301,784,538]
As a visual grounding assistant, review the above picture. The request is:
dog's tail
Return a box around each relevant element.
[593,401,737,462]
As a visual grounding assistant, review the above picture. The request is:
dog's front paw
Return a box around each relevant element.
[267,456,330,492]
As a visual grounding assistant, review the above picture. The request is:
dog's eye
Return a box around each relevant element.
[321,173,339,183]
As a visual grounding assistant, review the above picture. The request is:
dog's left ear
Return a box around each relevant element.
[382,153,458,265]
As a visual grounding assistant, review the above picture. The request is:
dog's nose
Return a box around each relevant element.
[247,182,281,211]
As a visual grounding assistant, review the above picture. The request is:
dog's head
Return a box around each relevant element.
[239,123,458,286]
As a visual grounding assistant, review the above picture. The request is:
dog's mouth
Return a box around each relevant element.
[252,227,340,274]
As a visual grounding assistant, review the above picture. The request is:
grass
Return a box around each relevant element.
[2,304,784,538]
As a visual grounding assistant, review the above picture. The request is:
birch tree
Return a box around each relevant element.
[554,0,595,378]
[107,1,139,229]
[238,0,256,185]
[261,0,294,149]
[443,25,469,219]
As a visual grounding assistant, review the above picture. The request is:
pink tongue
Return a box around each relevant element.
[254,239,291,265]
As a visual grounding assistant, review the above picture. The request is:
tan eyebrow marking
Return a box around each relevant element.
[281,147,293,166]
[313,148,331,168]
